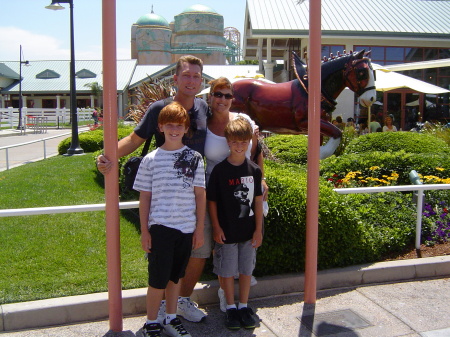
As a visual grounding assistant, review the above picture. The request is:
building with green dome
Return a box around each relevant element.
[131,4,236,65]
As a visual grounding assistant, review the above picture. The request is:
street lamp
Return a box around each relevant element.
[17,45,29,130]
[46,0,83,155]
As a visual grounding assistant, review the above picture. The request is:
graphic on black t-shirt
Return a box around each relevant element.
[234,183,251,218]
[173,148,199,188]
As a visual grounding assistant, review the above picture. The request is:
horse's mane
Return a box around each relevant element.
[321,51,356,80]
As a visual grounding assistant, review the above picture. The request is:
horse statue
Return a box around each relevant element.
[230,50,376,158]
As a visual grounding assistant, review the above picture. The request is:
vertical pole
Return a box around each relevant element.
[304,0,322,304]
[17,45,23,130]
[102,0,123,332]
[66,1,83,155]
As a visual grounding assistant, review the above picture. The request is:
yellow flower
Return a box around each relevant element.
[436,167,445,171]
[369,166,380,171]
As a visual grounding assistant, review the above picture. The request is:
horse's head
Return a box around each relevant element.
[343,50,376,107]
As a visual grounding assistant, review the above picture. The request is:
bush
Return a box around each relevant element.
[320,150,450,186]
[58,126,135,154]
[344,131,450,155]
[263,134,308,164]
[254,160,416,275]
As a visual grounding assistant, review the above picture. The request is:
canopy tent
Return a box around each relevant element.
[405,99,435,107]
[373,64,450,94]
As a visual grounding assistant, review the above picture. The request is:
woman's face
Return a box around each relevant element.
[210,87,233,114]
[385,117,392,125]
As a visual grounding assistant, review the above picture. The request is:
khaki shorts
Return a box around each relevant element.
[190,210,213,258]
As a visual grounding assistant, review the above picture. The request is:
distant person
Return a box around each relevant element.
[335,116,345,130]
[369,114,381,133]
[383,116,397,132]
[92,108,98,126]
[207,117,263,330]
[134,102,206,337]
[345,117,356,132]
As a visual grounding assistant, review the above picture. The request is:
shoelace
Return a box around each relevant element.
[170,319,189,335]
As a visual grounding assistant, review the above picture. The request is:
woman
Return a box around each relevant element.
[204,77,269,313]
[383,116,397,132]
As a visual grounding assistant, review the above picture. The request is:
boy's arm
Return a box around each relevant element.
[192,186,206,250]
[252,195,263,248]
[139,191,152,252]
[208,200,226,244]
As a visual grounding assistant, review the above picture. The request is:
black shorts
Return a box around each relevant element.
[147,225,193,289]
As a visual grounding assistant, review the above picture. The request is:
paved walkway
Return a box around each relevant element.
[1,256,450,337]
[0,127,87,171]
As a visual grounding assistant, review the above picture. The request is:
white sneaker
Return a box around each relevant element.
[218,288,226,313]
[163,317,191,337]
[233,274,258,286]
[177,297,206,322]
[157,301,166,324]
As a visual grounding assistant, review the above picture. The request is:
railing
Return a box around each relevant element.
[0,107,96,129]
[0,129,88,170]
[334,183,450,249]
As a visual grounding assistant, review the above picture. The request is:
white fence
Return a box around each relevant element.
[0,107,96,129]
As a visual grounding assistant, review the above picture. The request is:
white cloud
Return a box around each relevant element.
[0,26,106,61]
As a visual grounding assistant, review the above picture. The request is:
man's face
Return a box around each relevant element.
[174,62,203,97]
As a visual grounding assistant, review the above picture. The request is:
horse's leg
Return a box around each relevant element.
[296,119,342,159]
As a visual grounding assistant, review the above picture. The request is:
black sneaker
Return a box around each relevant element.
[238,307,256,329]
[225,308,241,330]
[163,317,191,337]
[142,322,163,337]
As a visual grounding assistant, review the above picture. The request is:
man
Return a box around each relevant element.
[97,55,209,323]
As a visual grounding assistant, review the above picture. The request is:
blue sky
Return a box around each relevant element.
[0,0,246,61]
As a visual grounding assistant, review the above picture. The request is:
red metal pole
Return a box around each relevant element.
[304,0,322,304]
[102,0,123,331]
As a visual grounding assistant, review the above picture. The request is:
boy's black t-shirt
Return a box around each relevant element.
[207,158,262,243]
[134,97,209,156]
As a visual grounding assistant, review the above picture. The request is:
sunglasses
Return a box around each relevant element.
[212,92,234,100]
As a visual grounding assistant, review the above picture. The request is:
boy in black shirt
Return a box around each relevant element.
[207,117,263,330]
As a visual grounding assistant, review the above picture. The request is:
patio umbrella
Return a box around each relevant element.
[373,64,450,94]
[405,99,435,107]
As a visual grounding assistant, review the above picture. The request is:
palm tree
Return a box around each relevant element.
[84,82,103,108]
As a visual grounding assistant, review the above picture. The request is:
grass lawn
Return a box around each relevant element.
[0,154,148,304]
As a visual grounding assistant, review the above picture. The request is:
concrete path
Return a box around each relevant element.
[0,127,87,171]
[1,256,449,337]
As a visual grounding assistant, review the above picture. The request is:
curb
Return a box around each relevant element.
[1,256,449,332]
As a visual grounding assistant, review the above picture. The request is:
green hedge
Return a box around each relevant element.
[320,150,450,185]
[263,134,309,164]
[254,160,416,275]
[58,126,135,155]
[344,131,450,155]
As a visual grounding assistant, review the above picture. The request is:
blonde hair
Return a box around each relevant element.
[175,55,203,75]
[224,117,253,141]
[158,102,190,129]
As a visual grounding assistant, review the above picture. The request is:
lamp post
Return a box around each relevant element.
[46,0,83,155]
[17,45,29,130]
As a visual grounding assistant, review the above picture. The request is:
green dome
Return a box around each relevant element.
[136,12,169,27]
[181,4,217,14]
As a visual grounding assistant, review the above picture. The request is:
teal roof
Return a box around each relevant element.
[136,12,169,27]
[0,63,20,80]
[181,4,217,14]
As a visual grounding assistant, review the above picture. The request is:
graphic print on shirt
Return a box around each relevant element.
[230,176,255,217]
[173,148,200,188]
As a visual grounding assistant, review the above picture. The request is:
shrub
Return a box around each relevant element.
[320,151,450,186]
[263,134,308,164]
[344,131,450,155]
[254,160,416,275]
[58,126,135,154]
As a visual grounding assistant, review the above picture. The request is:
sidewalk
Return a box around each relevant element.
[1,256,449,337]
[0,127,87,171]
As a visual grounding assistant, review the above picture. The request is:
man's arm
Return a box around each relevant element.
[96,131,146,174]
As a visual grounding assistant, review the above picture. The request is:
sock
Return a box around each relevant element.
[226,304,237,310]
[146,319,159,325]
[238,302,248,309]
[165,313,177,324]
